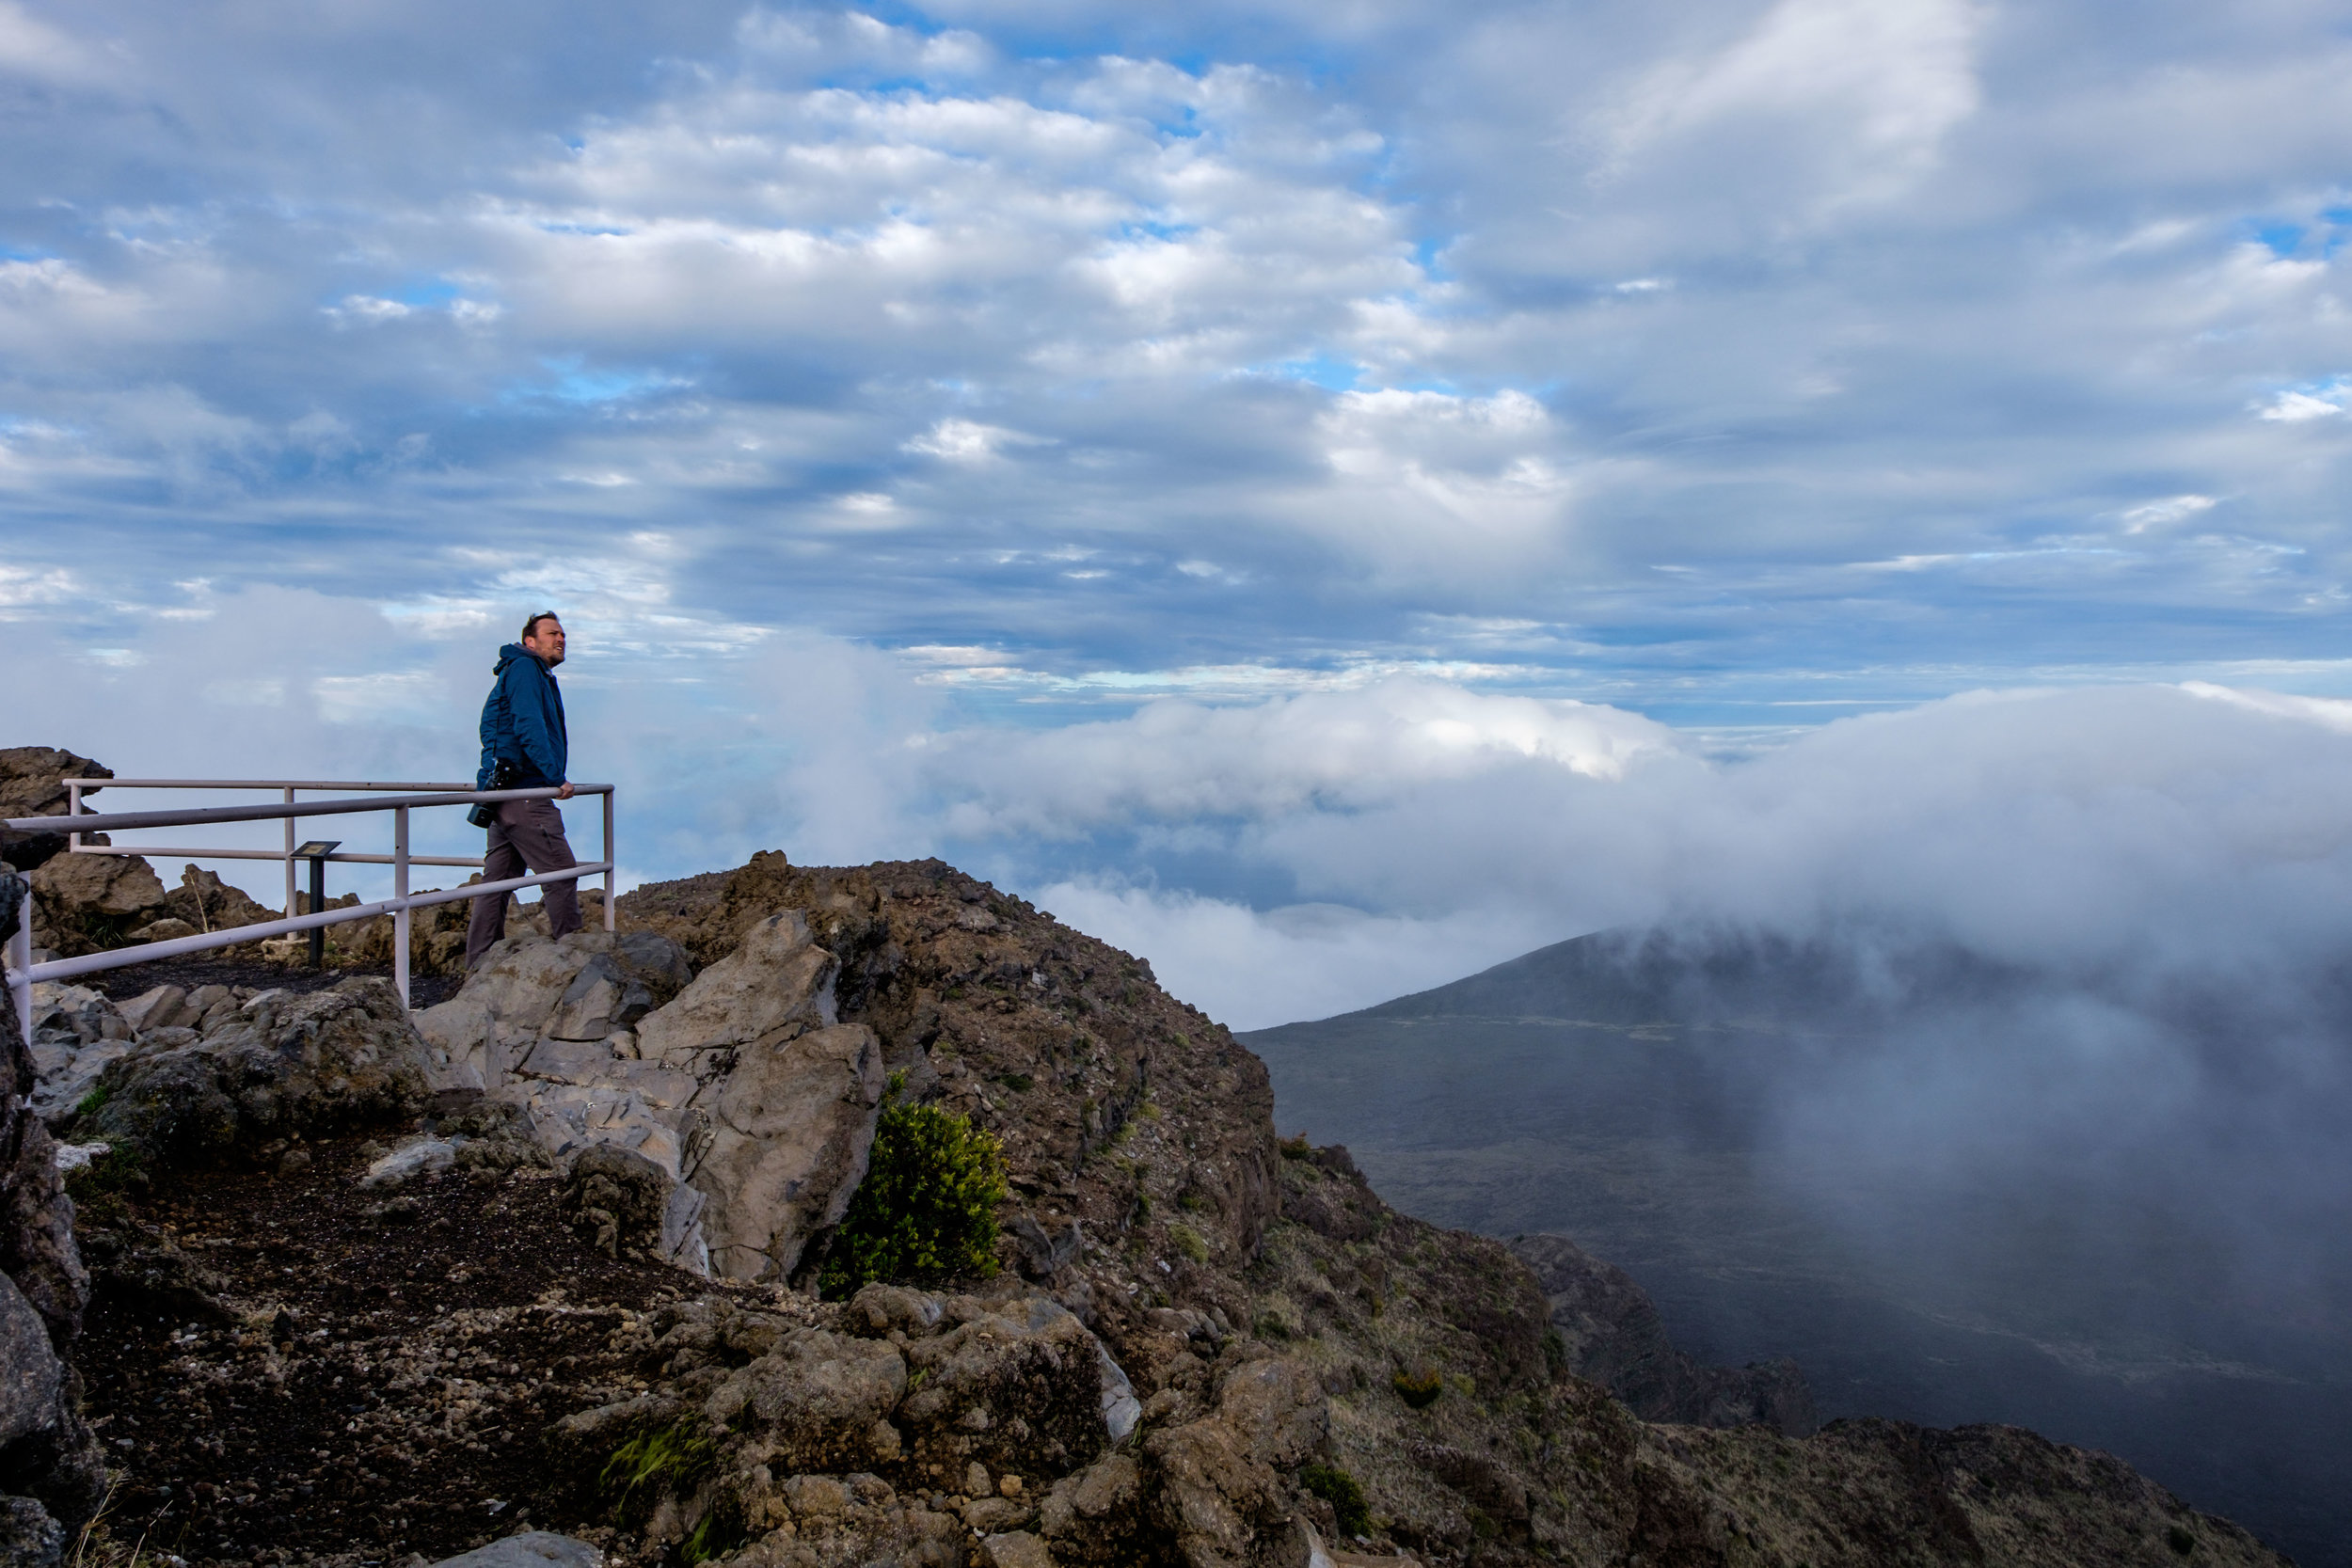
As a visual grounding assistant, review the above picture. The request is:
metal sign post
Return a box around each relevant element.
[295,841,342,968]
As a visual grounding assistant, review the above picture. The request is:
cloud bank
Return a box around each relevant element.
[5,0,2352,729]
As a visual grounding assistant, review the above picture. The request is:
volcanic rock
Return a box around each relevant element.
[0,748,107,873]
[0,871,104,1552]
[78,976,430,1170]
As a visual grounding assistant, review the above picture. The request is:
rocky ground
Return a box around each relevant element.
[74,1132,711,1565]
[4,800,2300,1568]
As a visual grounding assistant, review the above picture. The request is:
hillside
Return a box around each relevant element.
[2,844,2293,1567]
[1245,927,2352,1567]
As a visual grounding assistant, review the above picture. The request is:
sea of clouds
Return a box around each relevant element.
[22,594,2352,1036]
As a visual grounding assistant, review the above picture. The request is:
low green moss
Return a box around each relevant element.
[681,1507,749,1566]
[601,1418,717,1525]
[819,1074,1008,1299]
[1168,1222,1210,1263]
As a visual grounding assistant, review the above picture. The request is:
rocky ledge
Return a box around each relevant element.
[9,847,2292,1568]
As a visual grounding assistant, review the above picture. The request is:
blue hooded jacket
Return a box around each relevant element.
[478,642,568,789]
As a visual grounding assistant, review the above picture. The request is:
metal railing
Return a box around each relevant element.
[63,779,502,919]
[4,780,615,1036]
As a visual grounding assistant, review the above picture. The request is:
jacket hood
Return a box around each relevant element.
[493,641,532,674]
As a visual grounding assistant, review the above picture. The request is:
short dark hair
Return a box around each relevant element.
[521,610,563,641]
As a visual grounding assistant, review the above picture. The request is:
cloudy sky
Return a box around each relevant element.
[10,0,2352,1026]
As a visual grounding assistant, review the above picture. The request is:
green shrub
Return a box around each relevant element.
[819,1076,1007,1299]
[71,1086,109,1121]
[1300,1463,1369,1537]
[1392,1366,1443,1409]
[1168,1222,1209,1263]
[1279,1132,1312,1160]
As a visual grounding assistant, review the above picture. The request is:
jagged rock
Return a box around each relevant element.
[634,910,837,1067]
[359,1137,456,1187]
[894,1294,1121,1478]
[1037,1451,1145,1565]
[417,928,692,1090]
[682,1016,883,1282]
[975,1530,1056,1568]
[159,863,277,938]
[0,871,103,1551]
[116,984,197,1035]
[27,848,167,958]
[425,1532,605,1567]
[711,1327,910,1472]
[80,977,429,1171]
[561,1142,698,1260]
[1510,1231,1819,1435]
[0,748,107,873]
[25,985,135,1127]
[418,918,882,1282]
[1138,1354,1329,1568]
[0,1496,64,1568]
[0,1275,63,1454]
[25,984,130,1045]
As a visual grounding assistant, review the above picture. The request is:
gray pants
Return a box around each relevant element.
[465,797,580,969]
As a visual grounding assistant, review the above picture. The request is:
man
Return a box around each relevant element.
[465,611,581,969]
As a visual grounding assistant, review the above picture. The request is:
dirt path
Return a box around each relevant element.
[77,1133,756,1567]
[89,957,466,1011]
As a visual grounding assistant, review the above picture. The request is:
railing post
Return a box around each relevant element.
[392,805,411,1010]
[282,785,297,919]
[67,782,80,854]
[603,788,616,932]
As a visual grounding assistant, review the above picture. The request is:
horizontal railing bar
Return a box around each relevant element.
[67,845,485,869]
[64,779,476,792]
[14,863,612,986]
[6,784,611,837]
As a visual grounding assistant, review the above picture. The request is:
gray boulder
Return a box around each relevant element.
[419,917,884,1283]
[684,1016,883,1282]
[425,1532,605,1568]
[416,928,691,1090]
[0,1275,62,1458]
[25,985,135,1126]
[82,977,431,1170]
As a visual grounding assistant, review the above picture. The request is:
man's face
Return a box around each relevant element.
[525,619,567,666]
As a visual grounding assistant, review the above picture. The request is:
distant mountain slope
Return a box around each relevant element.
[1364,925,2031,1026]
[1244,925,2352,1568]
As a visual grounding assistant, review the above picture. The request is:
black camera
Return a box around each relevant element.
[468,759,520,829]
